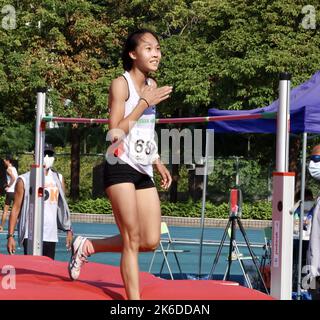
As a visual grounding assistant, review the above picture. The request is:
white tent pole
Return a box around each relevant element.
[297,132,307,299]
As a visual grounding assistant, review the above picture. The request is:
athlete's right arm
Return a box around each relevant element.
[7,179,24,254]
[108,77,147,136]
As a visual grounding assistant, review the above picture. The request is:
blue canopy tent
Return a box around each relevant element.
[208,70,320,299]
[208,70,320,134]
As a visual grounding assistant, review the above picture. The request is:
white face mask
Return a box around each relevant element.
[43,155,55,169]
[309,160,320,181]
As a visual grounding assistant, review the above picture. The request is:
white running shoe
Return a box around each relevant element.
[68,236,89,280]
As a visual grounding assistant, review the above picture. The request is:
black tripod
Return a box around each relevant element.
[208,189,269,294]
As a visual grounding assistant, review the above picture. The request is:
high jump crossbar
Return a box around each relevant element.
[42,112,276,125]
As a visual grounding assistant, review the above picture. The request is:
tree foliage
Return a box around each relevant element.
[0,122,33,155]
[0,0,320,198]
[1,0,319,124]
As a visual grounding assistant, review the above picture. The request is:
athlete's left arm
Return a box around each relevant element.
[150,89,172,190]
[153,158,172,190]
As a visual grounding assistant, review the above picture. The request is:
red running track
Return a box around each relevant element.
[0,254,273,300]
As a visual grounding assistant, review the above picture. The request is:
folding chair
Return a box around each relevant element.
[148,222,188,279]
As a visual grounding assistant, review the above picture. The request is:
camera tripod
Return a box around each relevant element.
[208,189,269,294]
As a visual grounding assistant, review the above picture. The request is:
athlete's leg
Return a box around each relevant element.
[73,186,161,300]
[136,187,161,251]
[86,187,161,253]
[103,182,141,300]
[80,194,127,255]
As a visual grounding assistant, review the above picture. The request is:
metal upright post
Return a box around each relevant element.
[276,73,291,172]
[198,130,209,278]
[27,89,46,255]
[271,73,295,300]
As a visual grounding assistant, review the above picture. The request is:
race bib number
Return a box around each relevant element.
[129,128,158,165]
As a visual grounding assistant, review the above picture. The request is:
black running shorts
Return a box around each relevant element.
[104,158,155,190]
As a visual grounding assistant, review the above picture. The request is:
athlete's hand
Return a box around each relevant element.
[154,161,172,190]
[0,225,3,232]
[140,85,173,108]
[7,237,16,255]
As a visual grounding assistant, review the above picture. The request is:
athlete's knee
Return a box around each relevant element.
[140,235,160,251]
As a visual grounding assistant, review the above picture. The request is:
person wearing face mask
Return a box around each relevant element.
[6,143,73,259]
[307,144,320,299]
[309,144,320,180]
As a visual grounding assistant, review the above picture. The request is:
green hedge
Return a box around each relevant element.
[0,195,272,220]
[68,198,113,214]
[69,198,272,220]
[16,154,273,202]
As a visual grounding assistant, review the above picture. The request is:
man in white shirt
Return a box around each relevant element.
[6,144,73,259]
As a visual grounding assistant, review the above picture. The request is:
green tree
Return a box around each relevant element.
[187,0,320,109]
[0,123,33,155]
[0,0,118,199]
[1,0,320,200]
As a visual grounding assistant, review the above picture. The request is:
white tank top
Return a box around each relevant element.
[116,71,158,177]
[21,169,62,242]
[6,166,18,192]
